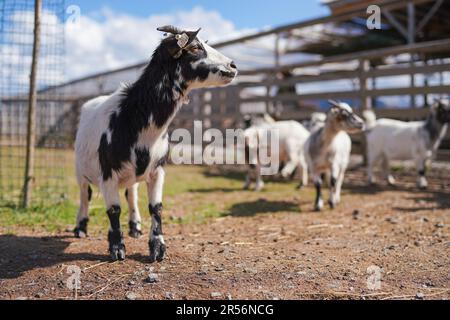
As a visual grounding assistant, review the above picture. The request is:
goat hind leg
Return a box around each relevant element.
[102,181,125,261]
[382,155,395,186]
[243,166,254,190]
[254,164,265,191]
[147,167,166,263]
[126,183,143,238]
[74,181,91,238]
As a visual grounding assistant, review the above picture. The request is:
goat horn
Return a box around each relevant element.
[157,25,183,35]
[328,100,340,107]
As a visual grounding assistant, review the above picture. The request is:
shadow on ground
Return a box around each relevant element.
[224,199,301,217]
[0,235,145,279]
[345,178,450,208]
[188,187,241,193]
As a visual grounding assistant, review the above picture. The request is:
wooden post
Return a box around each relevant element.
[407,2,416,108]
[359,59,370,165]
[22,0,41,208]
[359,59,371,110]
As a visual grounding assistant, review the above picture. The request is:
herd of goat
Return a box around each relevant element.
[73,25,450,262]
[243,98,449,211]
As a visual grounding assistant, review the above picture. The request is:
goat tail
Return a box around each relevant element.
[362,109,377,131]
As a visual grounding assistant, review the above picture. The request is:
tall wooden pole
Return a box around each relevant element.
[22,0,41,208]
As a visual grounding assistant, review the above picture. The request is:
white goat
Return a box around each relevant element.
[243,120,310,191]
[364,99,450,189]
[304,101,365,211]
[74,26,237,262]
[304,112,327,132]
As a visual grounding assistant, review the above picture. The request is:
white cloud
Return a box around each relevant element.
[0,10,65,93]
[65,6,252,80]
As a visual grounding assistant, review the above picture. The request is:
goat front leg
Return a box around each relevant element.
[328,165,340,209]
[102,181,125,261]
[74,180,91,238]
[382,155,395,186]
[254,163,265,191]
[243,165,253,190]
[314,173,324,211]
[416,157,429,189]
[297,153,308,189]
[280,158,299,179]
[333,169,345,206]
[126,183,143,238]
[147,167,166,263]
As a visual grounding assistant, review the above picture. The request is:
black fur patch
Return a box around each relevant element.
[74,217,89,235]
[124,189,128,199]
[424,117,440,141]
[149,203,163,235]
[135,147,150,176]
[107,205,121,230]
[419,169,426,177]
[330,176,337,188]
[87,185,92,202]
[315,182,322,206]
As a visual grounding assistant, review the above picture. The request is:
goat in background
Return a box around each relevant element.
[364,99,450,189]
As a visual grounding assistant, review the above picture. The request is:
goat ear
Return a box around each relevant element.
[185,28,201,45]
[157,25,182,35]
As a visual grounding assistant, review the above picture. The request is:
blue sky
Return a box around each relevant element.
[68,0,329,29]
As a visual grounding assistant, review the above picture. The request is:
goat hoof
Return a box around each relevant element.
[110,244,126,261]
[149,235,166,263]
[328,200,335,209]
[314,199,324,212]
[387,176,396,186]
[128,221,143,239]
[108,230,125,261]
[74,228,87,238]
[73,218,89,238]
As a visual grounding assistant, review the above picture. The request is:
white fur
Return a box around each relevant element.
[304,102,365,210]
[364,109,448,187]
[244,120,310,191]
[189,40,235,89]
[74,36,236,253]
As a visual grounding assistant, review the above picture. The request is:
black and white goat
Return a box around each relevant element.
[364,99,450,189]
[304,101,365,211]
[74,26,237,262]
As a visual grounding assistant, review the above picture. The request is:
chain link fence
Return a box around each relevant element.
[0,0,70,207]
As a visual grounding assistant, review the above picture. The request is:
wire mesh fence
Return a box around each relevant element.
[0,0,70,207]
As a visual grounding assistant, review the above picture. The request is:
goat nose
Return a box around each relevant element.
[230,61,237,69]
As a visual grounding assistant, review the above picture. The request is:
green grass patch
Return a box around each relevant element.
[1,151,310,233]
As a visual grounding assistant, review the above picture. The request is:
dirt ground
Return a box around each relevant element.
[0,164,449,300]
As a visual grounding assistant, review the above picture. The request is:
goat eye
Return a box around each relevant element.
[190,47,201,54]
